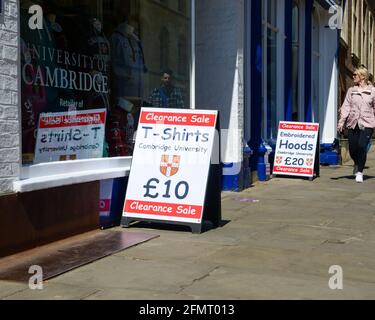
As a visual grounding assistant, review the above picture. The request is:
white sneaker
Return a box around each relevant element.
[355,172,363,183]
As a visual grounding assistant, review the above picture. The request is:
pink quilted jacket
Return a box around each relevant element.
[338,85,375,130]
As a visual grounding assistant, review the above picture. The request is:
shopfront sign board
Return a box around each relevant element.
[273,121,320,178]
[34,108,106,163]
[122,108,218,233]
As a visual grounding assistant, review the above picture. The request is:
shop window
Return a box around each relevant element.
[160,0,168,7]
[291,0,300,121]
[104,0,114,11]
[160,27,170,70]
[341,0,349,44]
[362,4,367,65]
[370,17,374,73]
[20,0,191,165]
[262,0,278,139]
[178,35,187,76]
[265,0,278,139]
[312,8,320,123]
[352,0,359,56]
[178,0,186,14]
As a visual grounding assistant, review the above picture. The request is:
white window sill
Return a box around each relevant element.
[13,157,132,193]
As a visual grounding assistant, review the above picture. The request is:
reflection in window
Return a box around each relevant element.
[178,35,187,76]
[160,27,170,71]
[160,0,168,7]
[20,0,191,165]
[178,0,186,13]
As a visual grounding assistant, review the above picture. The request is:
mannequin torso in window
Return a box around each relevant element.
[110,22,147,99]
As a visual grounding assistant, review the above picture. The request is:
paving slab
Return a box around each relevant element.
[3,283,99,300]
[50,255,219,294]
[0,281,29,299]
[2,151,375,299]
[83,288,197,300]
[180,266,375,300]
[113,237,223,263]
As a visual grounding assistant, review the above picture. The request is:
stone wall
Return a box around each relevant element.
[0,0,20,195]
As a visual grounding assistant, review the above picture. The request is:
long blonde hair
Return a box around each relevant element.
[354,67,371,85]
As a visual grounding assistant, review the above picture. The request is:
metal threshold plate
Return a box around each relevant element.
[0,230,159,282]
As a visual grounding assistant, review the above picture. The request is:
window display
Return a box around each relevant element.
[20,0,191,164]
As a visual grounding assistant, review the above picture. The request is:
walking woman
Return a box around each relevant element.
[337,67,375,183]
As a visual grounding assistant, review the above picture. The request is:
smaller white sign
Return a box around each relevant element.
[273,121,319,177]
[34,109,106,163]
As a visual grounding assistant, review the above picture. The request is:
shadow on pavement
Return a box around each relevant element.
[331,175,375,181]
[219,220,231,227]
[127,219,231,234]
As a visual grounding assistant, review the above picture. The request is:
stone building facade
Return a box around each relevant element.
[340,0,375,104]
[0,0,340,257]
[0,0,20,195]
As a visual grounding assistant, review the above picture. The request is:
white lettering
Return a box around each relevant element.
[83,72,93,91]
[60,68,69,88]
[328,5,343,30]
[22,63,34,85]
[28,5,43,30]
[329,265,343,290]
[28,265,43,290]
[69,70,78,90]
[45,67,59,88]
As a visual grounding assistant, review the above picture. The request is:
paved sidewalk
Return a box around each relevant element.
[2,152,375,300]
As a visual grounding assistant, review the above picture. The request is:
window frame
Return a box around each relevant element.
[16,0,196,192]
[362,3,368,65]
[312,6,321,124]
[370,15,374,74]
[352,0,359,57]
[291,0,304,122]
[261,0,284,140]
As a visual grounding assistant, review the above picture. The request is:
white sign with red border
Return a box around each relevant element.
[273,121,319,177]
[123,108,218,225]
[34,109,106,163]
